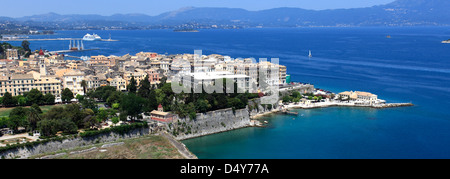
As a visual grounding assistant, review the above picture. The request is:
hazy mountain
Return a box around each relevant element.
[4,0,450,27]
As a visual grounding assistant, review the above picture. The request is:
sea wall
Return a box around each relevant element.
[169,98,279,140]
[169,108,250,140]
[0,127,151,159]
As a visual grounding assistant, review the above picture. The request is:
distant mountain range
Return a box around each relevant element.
[1,0,450,29]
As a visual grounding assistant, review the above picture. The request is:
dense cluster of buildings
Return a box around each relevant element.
[0,49,288,103]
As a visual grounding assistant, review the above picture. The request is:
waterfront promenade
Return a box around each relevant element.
[283,101,413,109]
[251,100,413,120]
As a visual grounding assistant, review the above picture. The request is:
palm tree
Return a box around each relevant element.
[27,108,41,132]
[81,80,87,95]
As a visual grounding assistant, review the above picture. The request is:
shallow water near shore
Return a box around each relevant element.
[8,27,450,158]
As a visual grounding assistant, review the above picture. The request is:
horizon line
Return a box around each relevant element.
[0,2,393,19]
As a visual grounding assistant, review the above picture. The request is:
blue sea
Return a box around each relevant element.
[7,27,450,158]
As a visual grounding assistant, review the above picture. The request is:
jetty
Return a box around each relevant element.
[371,103,414,108]
[50,48,100,54]
[283,101,414,110]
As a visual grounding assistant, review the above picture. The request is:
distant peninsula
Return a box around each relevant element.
[1,0,450,32]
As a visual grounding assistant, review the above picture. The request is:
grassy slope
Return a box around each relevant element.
[31,135,185,159]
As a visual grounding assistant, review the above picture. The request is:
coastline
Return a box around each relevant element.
[250,101,414,120]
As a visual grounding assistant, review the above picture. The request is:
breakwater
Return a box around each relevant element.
[284,102,414,110]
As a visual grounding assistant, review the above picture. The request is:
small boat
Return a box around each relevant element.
[282,109,299,115]
[308,50,312,58]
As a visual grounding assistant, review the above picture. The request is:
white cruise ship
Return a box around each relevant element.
[82,33,102,41]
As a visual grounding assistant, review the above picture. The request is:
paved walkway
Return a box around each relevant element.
[0,133,40,147]
[161,132,197,159]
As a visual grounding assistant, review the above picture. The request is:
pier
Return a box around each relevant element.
[283,101,414,110]
[50,48,100,54]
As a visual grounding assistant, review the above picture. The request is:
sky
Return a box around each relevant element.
[1,0,396,17]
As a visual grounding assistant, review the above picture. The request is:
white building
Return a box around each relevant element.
[62,70,85,96]
[173,71,251,93]
[339,91,378,104]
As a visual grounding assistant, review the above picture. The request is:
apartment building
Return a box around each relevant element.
[0,73,61,97]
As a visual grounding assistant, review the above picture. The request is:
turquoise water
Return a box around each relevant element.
[6,27,450,158]
[183,107,450,159]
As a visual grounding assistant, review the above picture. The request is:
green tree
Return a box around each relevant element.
[21,40,31,58]
[27,107,42,131]
[25,89,44,105]
[112,103,120,109]
[43,93,55,104]
[16,96,27,106]
[127,76,137,94]
[90,86,117,101]
[195,99,210,113]
[0,117,9,128]
[82,109,98,129]
[57,118,78,135]
[292,91,301,98]
[146,89,158,112]
[64,103,87,128]
[81,80,87,95]
[61,88,74,102]
[106,91,122,107]
[8,107,29,132]
[111,117,119,126]
[120,93,145,122]
[282,95,292,103]
[37,119,59,137]
[80,97,98,113]
[0,43,4,56]
[42,106,65,121]
[31,103,43,114]
[137,75,151,98]
[157,76,167,89]
[96,108,108,122]
[21,40,30,52]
